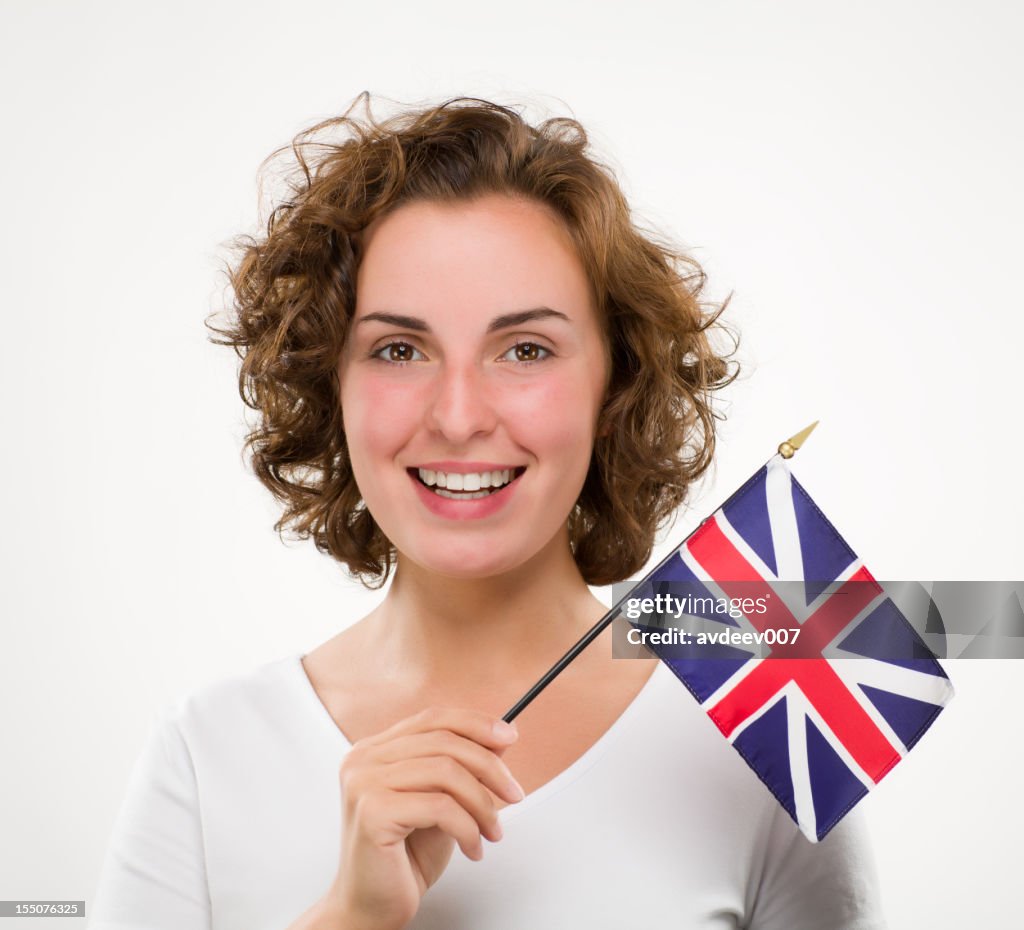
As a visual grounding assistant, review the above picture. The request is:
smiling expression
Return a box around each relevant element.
[338,194,610,579]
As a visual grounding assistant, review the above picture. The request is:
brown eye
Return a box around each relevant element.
[503,341,550,363]
[373,341,423,363]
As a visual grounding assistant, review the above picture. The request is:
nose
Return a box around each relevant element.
[423,359,498,445]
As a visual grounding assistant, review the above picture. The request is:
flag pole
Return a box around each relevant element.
[502,421,820,723]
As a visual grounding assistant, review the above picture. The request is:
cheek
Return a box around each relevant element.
[340,373,422,470]
[501,367,602,465]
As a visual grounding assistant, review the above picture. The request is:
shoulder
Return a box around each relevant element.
[746,803,887,929]
[153,654,334,770]
[160,655,301,726]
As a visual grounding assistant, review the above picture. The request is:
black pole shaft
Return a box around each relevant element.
[501,515,711,722]
[502,604,622,723]
[500,458,773,723]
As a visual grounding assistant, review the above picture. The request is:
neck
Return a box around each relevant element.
[364,528,605,695]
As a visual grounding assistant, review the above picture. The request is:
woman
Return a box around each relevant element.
[90,95,886,930]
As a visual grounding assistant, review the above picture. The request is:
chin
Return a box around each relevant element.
[401,535,536,581]
[415,552,524,581]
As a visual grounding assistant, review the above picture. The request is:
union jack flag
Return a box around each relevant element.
[626,454,954,842]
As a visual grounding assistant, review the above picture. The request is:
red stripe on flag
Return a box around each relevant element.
[707,660,792,736]
[793,566,881,657]
[687,519,883,660]
[687,518,797,636]
[708,659,900,783]
[795,661,901,783]
[690,515,901,781]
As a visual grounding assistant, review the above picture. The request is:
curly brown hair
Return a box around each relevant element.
[207,92,738,588]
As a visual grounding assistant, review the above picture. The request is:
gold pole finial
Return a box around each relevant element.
[778,420,819,459]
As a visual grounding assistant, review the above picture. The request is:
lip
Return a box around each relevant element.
[408,466,525,521]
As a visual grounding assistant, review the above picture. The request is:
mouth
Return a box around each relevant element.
[409,466,527,500]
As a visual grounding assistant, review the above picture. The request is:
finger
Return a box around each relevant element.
[376,756,505,841]
[369,731,525,804]
[361,790,486,861]
[359,707,518,752]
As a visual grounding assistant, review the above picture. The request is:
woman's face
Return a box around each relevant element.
[339,193,609,580]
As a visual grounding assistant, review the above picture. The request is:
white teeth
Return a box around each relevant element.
[416,467,521,496]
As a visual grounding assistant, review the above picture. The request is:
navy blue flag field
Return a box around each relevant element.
[623,453,955,842]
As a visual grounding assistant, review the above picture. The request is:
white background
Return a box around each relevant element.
[1,1,1021,927]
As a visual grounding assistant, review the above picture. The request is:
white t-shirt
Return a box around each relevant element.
[89,655,887,930]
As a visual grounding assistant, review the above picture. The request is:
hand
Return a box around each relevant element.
[321,706,525,930]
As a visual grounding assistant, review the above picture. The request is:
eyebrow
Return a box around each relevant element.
[355,307,571,333]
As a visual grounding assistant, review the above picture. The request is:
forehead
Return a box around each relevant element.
[355,194,597,322]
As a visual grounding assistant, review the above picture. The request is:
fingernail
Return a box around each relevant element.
[493,720,518,742]
[492,818,504,841]
[507,779,525,802]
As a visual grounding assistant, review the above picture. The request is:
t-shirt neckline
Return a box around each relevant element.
[287,652,666,820]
